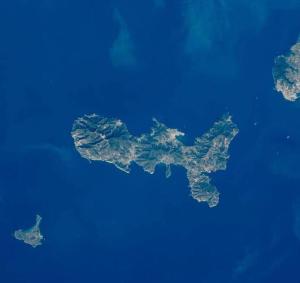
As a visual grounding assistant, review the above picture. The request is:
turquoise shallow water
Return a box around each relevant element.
[0,1,300,282]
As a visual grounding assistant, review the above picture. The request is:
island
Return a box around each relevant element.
[14,215,44,248]
[71,114,239,207]
[273,39,300,102]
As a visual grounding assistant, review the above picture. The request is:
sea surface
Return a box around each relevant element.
[0,1,300,282]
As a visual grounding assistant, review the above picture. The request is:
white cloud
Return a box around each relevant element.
[269,147,300,180]
[110,9,137,69]
[182,0,300,77]
[293,198,300,241]
[233,249,259,278]
[154,0,165,9]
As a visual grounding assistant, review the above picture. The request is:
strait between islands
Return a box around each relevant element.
[71,114,239,207]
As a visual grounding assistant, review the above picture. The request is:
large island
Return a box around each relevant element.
[71,114,238,207]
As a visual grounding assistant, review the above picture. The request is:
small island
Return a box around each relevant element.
[14,215,44,248]
[273,39,300,102]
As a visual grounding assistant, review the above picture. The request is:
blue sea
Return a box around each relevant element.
[1,1,300,282]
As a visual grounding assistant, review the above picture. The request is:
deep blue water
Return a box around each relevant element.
[1,1,300,282]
